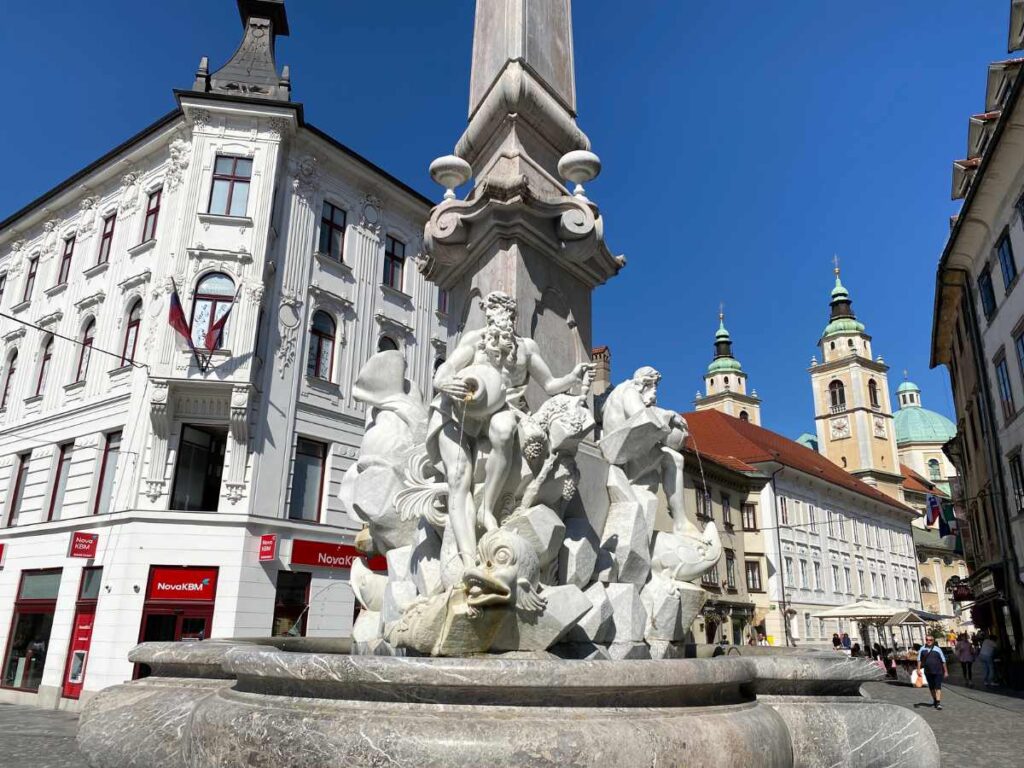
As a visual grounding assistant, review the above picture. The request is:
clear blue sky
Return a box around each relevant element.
[0,1,1009,437]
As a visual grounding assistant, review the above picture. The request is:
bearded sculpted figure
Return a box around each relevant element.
[601,366,696,537]
[428,291,593,569]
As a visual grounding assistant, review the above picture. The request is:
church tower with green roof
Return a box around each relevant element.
[694,310,762,424]
[809,264,903,499]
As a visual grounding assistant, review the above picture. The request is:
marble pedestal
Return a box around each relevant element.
[78,641,939,768]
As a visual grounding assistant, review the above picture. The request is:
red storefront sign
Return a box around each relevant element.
[146,566,219,601]
[0,542,5,566]
[69,532,99,559]
[290,539,387,572]
[258,534,278,562]
[62,605,95,699]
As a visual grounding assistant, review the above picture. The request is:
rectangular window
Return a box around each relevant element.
[844,567,852,594]
[208,156,252,217]
[382,235,405,291]
[784,556,794,585]
[2,568,62,692]
[696,489,712,520]
[47,443,74,522]
[996,356,1016,421]
[741,503,757,530]
[93,431,122,516]
[998,233,1018,291]
[979,267,997,320]
[895,577,904,600]
[871,572,878,596]
[272,571,311,637]
[1,352,17,410]
[745,560,762,592]
[6,453,31,527]
[318,201,347,262]
[170,425,225,512]
[859,569,867,595]
[701,562,720,587]
[1010,454,1024,513]
[779,496,788,526]
[97,214,116,264]
[57,237,74,285]
[23,256,38,302]
[437,288,449,315]
[881,574,889,598]
[142,188,162,243]
[799,559,810,589]
[831,564,840,592]
[725,550,736,590]
[289,438,327,522]
[721,494,732,527]
[813,562,822,590]
[0,272,6,305]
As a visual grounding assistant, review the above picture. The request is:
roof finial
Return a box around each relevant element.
[833,253,841,277]
[903,368,909,381]
[718,301,725,324]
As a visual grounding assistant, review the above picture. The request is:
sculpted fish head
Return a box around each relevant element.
[462,528,543,611]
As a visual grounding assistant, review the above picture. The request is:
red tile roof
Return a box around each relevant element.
[592,345,609,356]
[899,464,946,498]
[682,410,914,514]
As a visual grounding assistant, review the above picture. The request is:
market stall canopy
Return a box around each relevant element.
[885,610,928,628]
[811,600,898,621]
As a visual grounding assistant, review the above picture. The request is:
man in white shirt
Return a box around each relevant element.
[916,635,948,710]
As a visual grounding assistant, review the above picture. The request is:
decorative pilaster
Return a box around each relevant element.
[224,384,252,504]
[145,380,172,502]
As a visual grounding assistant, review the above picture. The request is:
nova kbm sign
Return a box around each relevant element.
[290,539,387,572]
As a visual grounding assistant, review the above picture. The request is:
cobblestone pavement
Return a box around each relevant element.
[0,702,84,768]
[1,682,1023,767]
[863,678,1024,768]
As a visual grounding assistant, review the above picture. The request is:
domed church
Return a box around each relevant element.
[893,378,957,495]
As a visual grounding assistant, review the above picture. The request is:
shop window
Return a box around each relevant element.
[272,571,311,636]
[307,311,335,381]
[6,452,31,527]
[136,566,218,679]
[57,237,74,286]
[47,443,74,521]
[2,568,62,692]
[75,319,95,383]
[289,438,327,522]
[318,201,347,262]
[142,188,162,243]
[208,155,252,217]
[94,431,122,515]
[170,425,226,512]
[97,214,116,265]
[190,272,235,350]
[121,300,142,366]
[382,235,405,290]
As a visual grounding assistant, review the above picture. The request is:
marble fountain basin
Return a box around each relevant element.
[77,641,940,768]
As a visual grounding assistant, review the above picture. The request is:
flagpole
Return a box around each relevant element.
[169,278,205,373]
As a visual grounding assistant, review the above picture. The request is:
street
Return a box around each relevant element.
[0,680,1022,768]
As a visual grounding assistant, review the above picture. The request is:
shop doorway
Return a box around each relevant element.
[135,566,218,679]
[170,425,227,511]
[2,569,62,693]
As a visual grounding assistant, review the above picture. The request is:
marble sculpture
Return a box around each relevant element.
[341,294,722,657]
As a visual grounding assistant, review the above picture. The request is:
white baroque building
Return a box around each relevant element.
[0,1,447,709]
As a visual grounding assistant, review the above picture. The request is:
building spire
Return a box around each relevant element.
[193,0,291,101]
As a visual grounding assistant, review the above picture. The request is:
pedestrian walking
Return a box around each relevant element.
[916,635,948,710]
[841,633,852,651]
[978,633,999,687]
[851,642,862,658]
[832,633,841,650]
[757,633,769,647]
[954,633,975,687]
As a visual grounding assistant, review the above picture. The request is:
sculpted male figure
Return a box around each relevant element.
[430,291,593,569]
[601,366,698,537]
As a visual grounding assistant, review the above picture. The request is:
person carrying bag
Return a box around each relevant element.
[916,635,948,710]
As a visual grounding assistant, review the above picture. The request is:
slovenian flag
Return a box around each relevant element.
[168,280,195,352]
[204,295,236,352]
[925,494,942,526]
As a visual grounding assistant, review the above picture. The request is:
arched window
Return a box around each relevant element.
[830,341,835,351]
[36,336,53,396]
[868,379,879,409]
[434,357,446,373]
[191,273,235,350]
[739,410,749,422]
[378,335,399,352]
[75,319,95,383]
[307,311,336,381]
[928,458,941,482]
[121,300,142,365]
[847,338,854,348]
[723,376,730,389]
[0,350,17,410]
[920,578,935,593]
[828,380,846,411]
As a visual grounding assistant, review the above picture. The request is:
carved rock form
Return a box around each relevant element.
[557,516,599,588]
[409,520,444,597]
[491,584,591,652]
[605,582,647,643]
[566,581,614,644]
[503,504,566,574]
[596,497,652,585]
[641,575,706,643]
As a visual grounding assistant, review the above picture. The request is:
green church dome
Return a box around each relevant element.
[707,356,743,374]
[894,394,955,445]
[897,380,921,395]
[822,317,866,338]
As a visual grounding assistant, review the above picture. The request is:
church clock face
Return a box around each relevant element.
[830,416,850,440]
[873,415,886,438]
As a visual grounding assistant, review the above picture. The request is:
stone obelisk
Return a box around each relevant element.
[422,0,622,402]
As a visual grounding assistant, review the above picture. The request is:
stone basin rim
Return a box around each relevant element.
[224,647,759,690]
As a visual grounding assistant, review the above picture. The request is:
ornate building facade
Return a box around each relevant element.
[0,2,446,709]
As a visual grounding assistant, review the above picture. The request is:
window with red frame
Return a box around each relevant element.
[382,236,405,291]
[57,237,75,285]
[306,311,335,381]
[22,256,38,302]
[6,452,31,527]
[2,568,62,692]
[35,336,53,396]
[121,301,142,365]
[318,201,346,261]
[0,350,16,410]
[288,438,327,522]
[190,273,235,350]
[142,189,161,242]
[47,443,74,522]
[208,156,252,217]
[75,320,95,383]
[97,215,116,264]
[93,431,122,516]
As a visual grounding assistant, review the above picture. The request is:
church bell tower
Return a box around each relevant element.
[694,310,761,425]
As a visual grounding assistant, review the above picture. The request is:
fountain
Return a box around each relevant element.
[77,2,940,765]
